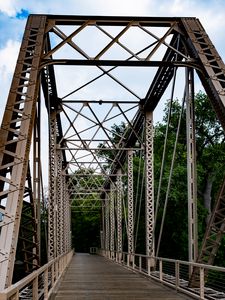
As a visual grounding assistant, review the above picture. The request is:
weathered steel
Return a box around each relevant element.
[182,18,225,131]
[18,165,40,274]
[105,195,110,255]
[186,68,198,264]
[48,111,58,261]
[116,169,123,258]
[145,111,154,257]
[1,14,225,290]
[127,150,134,256]
[0,15,46,289]
[109,185,115,258]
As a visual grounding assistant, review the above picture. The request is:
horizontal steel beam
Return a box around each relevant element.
[41,59,198,68]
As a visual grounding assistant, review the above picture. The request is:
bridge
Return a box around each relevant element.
[0,14,225,299]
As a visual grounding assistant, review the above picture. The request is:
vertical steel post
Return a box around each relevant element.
[117,169,123,261]
[66,184,72,252]
[145,111,155,257]
[33,101,41,266]
[62,175,67,253]
[48,112,58,261]
[105,194,110,256]
[56,149,63,256]
[186,68,198,264]
[101,201,105,250]
[127,150,134,257]
[110,185,115,258]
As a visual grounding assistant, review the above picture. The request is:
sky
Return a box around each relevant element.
[0,0,224,185]
[0,0,225,122]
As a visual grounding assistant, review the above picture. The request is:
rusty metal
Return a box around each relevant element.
[0,15,46,289]
[0,15,225,290]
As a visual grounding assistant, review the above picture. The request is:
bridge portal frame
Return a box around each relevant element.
[0,14,225,290]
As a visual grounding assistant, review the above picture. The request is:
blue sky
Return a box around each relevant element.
[0,0,225,122]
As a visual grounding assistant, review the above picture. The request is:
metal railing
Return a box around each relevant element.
[99,250,225,300]
[0,250,73,300]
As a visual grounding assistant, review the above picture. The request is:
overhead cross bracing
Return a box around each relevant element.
[0,14,225,295]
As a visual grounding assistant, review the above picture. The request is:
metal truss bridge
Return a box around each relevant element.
[0,15,225,299]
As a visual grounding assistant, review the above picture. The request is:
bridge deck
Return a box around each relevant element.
[51,253,191,300]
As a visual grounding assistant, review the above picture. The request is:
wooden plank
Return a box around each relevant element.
[51,254,191,299]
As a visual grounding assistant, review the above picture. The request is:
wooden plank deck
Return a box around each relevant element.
[51,253,191,300]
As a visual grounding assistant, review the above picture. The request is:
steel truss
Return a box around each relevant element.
[186,68,198,264]
[116,169,123,260]
[127,151,134,256]
[145,111,154,257]
[0,14,225,289]
[109,185,115,258]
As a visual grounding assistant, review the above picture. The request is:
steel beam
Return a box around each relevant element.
[186,68,198,264]
[127,151,134,256]
[116,169,123,260]
[182,18,225,131]
[0,15,46,289]
[145,111,154,257]
[110,185,115,258]
[105,194,110,256]
[48,111,58,260]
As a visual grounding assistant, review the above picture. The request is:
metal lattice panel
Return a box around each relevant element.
[127,150,134,255]
[186,68,198,263]
[110,185,115,257]
[145,111,154,256]
[48,112,58,260]
[116,169,123,256]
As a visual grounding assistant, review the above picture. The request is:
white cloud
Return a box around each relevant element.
[82,0,151,16]
[0,0,17,16]
[0,39,20,77]
[0,39,20,120]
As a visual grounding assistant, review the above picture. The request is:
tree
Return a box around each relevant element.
[194,92,225,222]
[154,91,225,259]
[70,168,103,252]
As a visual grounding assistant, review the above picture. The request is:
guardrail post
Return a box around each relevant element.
[32,276,38,300]
[127,254,130,267]
[200,267,205,299]
[139,256,142,272]
[0,293,9,300]
[132,255,135,269]
[51,263,55,287]
[159,259,163,282]
[175,261,180,289]
[119,252,122,263]
[147,257,151,276]
[0,292,7,300]
[55,259,59,280]
[44,268,48,299]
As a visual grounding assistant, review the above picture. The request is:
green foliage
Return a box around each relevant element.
[97,122,127,163]
[154,92,225,261]
[71,211,101,253]
[70,168,102,252]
